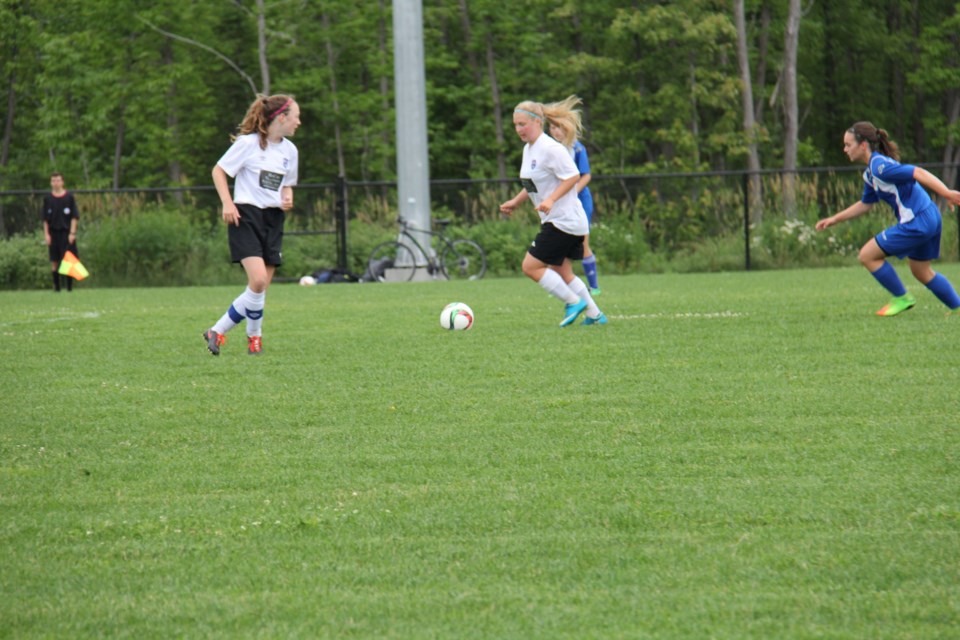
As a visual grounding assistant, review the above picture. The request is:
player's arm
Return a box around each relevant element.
[816,200,873,231]
[914,167,960,209]
[536,175,579,214]
[499,189,529,215]
[576,172,591,194]
[212,164,240,226]
[43,220,51,246]
[280,186,294,211]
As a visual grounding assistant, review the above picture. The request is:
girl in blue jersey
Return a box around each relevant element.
[816,122,960,316]
[545,96,601,296]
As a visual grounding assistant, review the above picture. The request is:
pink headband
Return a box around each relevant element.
[268,98,293,121]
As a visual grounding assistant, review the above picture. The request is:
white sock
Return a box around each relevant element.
[537,269,579,304]
[567,277,601,317]
[242,288,266,337]
[212,287,264,335]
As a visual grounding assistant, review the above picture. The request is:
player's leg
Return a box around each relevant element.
[557,260,602,323]
[860,236,914,316]
[204,211,266,355]
[911,259,960,312]
[524,252,578,304]
[582,235,600,294]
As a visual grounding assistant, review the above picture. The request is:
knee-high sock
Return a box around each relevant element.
[566,276,600,317]
[52,271,61,292]
[870,262,907,297]
[212,287,264,335]
[245,290,266,337]
[582,254,599,289]
[537,269,579,304]
[925,272,960,309]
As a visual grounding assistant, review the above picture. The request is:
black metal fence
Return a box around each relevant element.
[4,163,958,272]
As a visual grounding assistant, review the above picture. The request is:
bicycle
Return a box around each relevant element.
[366,217,487,282]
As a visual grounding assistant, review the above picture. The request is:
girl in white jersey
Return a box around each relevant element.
[816,122,960,317]
[203,94,301,355]
[500,99,606,327]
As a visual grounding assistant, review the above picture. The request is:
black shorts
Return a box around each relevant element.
[48,231,77,263]
[228,203,285,264]
[527,223,584,266]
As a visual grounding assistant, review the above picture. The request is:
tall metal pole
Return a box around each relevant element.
[393,0,432,264]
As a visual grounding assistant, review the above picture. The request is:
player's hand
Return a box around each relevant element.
[815,217,834,231]
[536,198,554,214]
[222,205,241,226]
[944,189,960,210]
[281,195,294,211]
[499,201,515,216]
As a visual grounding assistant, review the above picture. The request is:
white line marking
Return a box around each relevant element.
[609,311,747,320]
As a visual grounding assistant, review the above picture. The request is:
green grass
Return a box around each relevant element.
[3,267,960,639]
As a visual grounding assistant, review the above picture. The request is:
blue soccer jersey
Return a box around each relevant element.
[571,141,594,220]
[861,152,934,223]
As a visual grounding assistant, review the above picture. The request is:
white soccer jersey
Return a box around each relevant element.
[519,134,589,235]
[216,133,299,209]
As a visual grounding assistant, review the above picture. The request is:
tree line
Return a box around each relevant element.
[2,0,959,201]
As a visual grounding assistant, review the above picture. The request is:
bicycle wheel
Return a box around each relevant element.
[367,241,417,282]
[440,239,487,280]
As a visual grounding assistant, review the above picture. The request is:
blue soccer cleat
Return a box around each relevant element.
[560,299,588,327]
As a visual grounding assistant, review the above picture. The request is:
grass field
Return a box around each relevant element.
[3,267,959,639]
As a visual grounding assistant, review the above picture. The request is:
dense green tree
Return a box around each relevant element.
[1,0,959,204]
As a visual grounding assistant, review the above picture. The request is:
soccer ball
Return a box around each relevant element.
[299,275,316,286]
[440,302,474,330]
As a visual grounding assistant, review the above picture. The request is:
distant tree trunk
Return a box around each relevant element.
[689,56,701,169]
[941,90,960,197]
[256,0,270,94]
[782,0,801,219]
[322,13,346,178]
[734,0,763,224]
[484,25,507,182]
[113,106,126,190]
[753,1,770,124]
[457,0,482,86]
[162,44,183,200]
[378,0,392,180]
[0,69,15,236]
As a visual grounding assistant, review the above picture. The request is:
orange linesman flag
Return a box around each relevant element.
[58,250,89,281]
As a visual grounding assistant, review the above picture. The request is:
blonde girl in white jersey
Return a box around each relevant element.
[500,99,606,327]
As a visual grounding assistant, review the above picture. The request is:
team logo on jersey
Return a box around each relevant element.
[283,158,289,169]
[531,159,537,170]
[64,208,71,214]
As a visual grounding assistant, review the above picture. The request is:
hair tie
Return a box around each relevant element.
[514,108,543,121]
[268,98,293,121]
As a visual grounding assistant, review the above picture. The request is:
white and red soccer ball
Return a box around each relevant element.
[440,302,474,331]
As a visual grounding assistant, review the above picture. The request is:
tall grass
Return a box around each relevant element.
[3,268,959,638]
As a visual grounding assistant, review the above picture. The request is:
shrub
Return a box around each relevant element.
[0,232,49,289]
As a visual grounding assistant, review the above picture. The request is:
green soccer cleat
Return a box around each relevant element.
[876,293,916,317]
[590,288,602,297]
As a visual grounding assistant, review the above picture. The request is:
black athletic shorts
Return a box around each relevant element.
[228,203,285,264]
[48,231,77,263]
[527,222,584,266]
